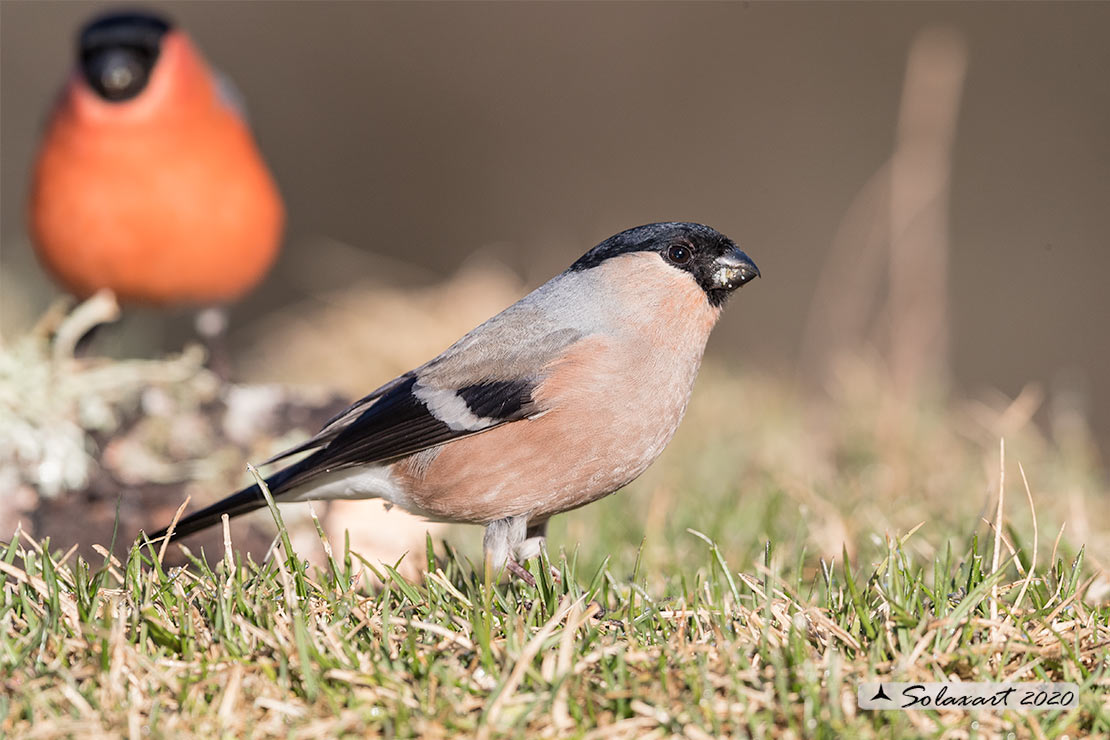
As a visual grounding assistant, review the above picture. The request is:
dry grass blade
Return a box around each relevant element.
[990,437,1005,640]
[157,497,190,565]
[1012,462,1040,614]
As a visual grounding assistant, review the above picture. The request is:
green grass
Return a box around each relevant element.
[2,365,1109,738]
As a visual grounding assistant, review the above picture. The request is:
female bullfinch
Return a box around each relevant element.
[153,223,759,583]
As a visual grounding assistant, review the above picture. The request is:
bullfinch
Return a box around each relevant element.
[28,10,284,308]
[153,223,759,583]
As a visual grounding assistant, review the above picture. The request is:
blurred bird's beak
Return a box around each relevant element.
[712,246,760,291]
[82,48,150,101]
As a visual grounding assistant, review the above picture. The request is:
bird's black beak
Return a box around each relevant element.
[78,11,171,102]
[82,48,152,101]
[712,246,760,291]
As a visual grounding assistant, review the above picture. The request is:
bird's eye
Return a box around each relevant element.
[666,244,692,265]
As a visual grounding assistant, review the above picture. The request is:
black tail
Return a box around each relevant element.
[147,457,312,544]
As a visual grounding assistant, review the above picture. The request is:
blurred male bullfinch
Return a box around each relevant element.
[154,223,759,583]
[29,10,283,315]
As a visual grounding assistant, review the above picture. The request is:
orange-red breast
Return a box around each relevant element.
[29,10,284,306]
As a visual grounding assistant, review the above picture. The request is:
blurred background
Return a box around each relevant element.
[2,2,1108,569]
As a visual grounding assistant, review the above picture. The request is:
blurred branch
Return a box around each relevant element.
[51,289,119,364]
[801,26,968,397]
[888,27,968,394]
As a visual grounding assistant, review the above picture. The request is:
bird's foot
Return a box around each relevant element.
[485,517,558,587]
[508,559,561,587]
[506,558,536,586]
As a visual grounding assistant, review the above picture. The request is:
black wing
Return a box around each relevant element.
[151,375,540,542]
[269,375,539,494]
[260,373,412,465]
